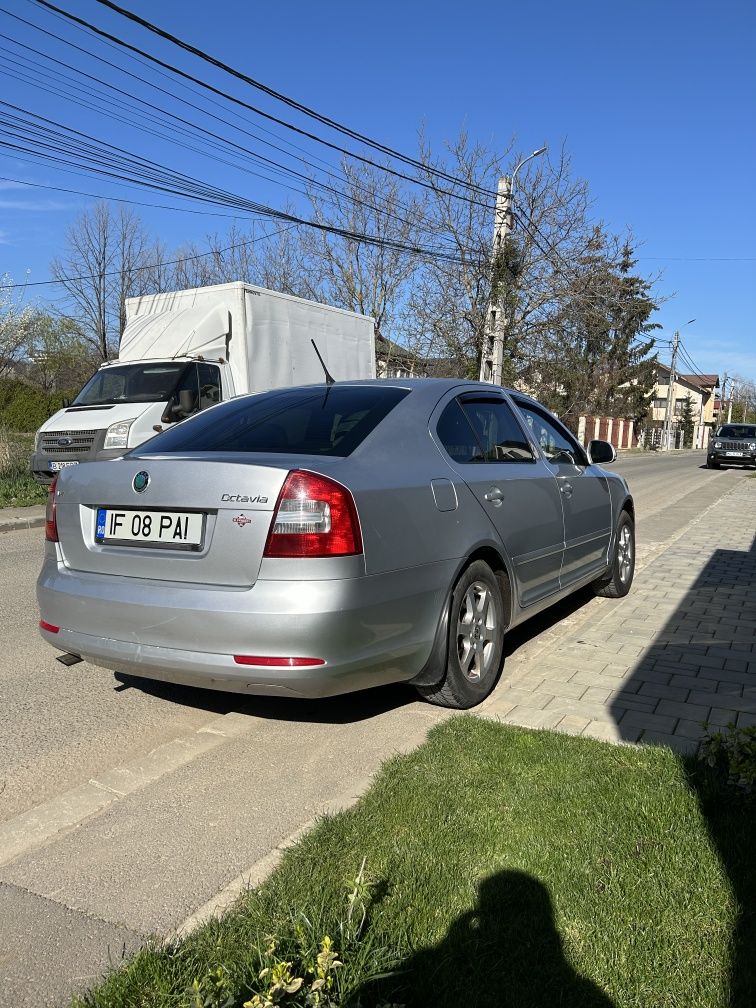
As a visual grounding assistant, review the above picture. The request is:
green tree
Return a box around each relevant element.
[24,311,96,394]
[536,237,659,431]
[678,393,696,448]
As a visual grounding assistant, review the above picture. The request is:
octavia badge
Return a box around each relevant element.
[133,471,150,493]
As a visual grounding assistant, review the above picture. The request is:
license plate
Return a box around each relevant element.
[96,508,204,547]
[49,460,79,471]
[725,451,743,457]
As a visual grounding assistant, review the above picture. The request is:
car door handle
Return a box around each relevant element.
[484,487,505,505]
[560,482,573,497]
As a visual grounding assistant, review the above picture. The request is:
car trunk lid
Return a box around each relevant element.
[54,457,288,587]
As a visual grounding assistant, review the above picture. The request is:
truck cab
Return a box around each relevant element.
[32,357,231,484]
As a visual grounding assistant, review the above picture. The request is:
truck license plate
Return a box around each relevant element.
[725,451,743,457]
[49,460,79,471]
[96,508,204,547]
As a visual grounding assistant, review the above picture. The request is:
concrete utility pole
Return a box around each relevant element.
[479,176,512,384]
[661,319,696,450]
[662,330,680,450]
[480,147,546,385]
[718,373,728,425]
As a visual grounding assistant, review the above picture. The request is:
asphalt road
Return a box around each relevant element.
[0,451,749,1005]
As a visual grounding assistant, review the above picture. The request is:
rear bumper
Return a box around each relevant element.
[37,557,453,698]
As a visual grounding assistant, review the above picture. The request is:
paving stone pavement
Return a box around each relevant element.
[481,479,756,753]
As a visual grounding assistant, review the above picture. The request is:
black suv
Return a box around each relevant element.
[707,424,756,468]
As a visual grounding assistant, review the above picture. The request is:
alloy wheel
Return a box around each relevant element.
[456,580,498,681]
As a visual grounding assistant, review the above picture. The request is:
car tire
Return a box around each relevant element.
[417,560,506,709]
[593,511,635,599]
[707,459,720,469]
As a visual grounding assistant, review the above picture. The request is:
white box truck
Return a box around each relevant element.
[32,282,375,483]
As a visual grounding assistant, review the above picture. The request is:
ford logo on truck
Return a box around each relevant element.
[57,437,73,447]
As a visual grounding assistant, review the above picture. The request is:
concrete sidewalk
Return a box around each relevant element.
[481,478,756,752]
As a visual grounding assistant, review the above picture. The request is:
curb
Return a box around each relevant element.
[0,514,45,533]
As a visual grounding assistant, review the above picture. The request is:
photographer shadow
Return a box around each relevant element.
[354,869,615,1008]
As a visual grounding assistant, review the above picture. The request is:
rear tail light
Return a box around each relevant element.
[264,470,362,558]
[45,477,59,542]
[39,620,60,634]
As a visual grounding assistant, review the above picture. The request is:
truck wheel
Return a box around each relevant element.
[417,561,506,709]
[593,512,635,598]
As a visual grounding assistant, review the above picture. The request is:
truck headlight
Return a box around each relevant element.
[103,419,134,450]
[750,443,756,451]
[714,441,722,448]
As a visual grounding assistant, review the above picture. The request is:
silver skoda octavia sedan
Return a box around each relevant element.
[38,379,635,709]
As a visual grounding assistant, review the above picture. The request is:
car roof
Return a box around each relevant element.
[249,377,528,399]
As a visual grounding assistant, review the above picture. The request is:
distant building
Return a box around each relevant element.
[374,333,460,380]
[649,365,719,448]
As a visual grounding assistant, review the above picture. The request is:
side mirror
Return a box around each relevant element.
[587,439,617,465]
[62,397,71,408]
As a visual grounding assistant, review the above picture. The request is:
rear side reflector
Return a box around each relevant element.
[45,476,59,542]
[264,470,362,558]
[39,620,60,633]
[233,655,326,667]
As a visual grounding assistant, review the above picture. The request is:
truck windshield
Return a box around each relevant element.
[73,363,188,406]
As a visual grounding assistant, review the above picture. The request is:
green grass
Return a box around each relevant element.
[0,431,47,507]
[72,717,755,1008]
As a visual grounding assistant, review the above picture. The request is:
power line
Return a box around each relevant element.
[0,174,280,218]
[0,221,302,290]
[677,342,711,380]
[22,0,376,198]
[31,0,496,211]
[91,0,497,199]
[0,39,451,245]
[639,256,756,262]
[0,7,452,241]
[0,104,485,290]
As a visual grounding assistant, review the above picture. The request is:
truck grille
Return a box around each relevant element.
[717,441,751,451]
[39,430,98,455]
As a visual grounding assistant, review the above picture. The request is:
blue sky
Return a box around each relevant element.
[1,0,754,383]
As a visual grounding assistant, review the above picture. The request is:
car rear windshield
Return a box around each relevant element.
[137,385,410,457]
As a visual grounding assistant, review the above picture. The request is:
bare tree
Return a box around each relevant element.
[405,136,605,383]
[51,202,154,360]
[403,132,505,378]
[729,376,756,422]
[297,159,426,342]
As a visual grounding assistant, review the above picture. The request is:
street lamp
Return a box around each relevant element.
[486,146,547,385]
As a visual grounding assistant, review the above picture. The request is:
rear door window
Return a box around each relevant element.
[139,385,410,457]
[436,396,535,463]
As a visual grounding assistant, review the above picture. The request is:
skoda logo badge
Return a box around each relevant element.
[133,471,150,493]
